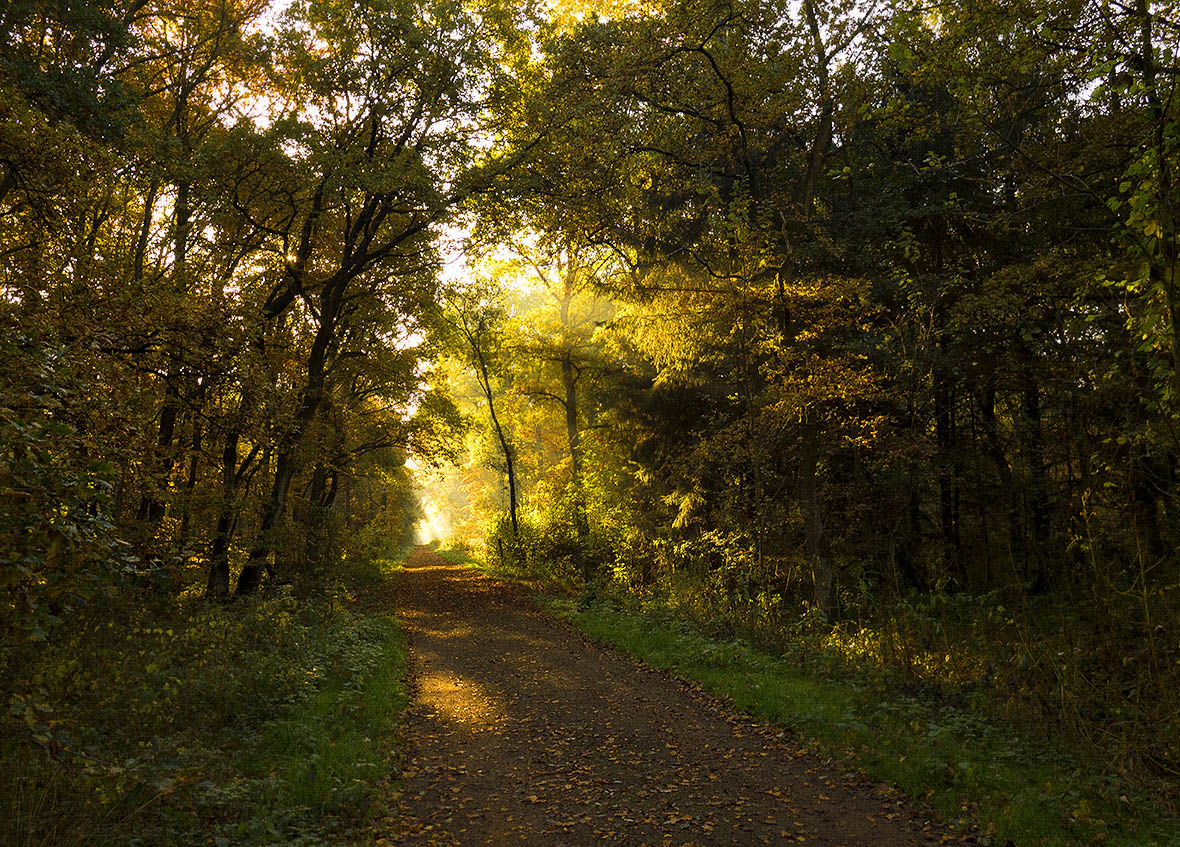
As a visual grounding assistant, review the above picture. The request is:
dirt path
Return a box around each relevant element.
[384,548,947,846]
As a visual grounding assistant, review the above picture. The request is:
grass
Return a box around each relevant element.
[536,592,1180,847]
[436,540,575,591]
[231,611,407,844]
[404,542,1180,845]
[1,553,410,847]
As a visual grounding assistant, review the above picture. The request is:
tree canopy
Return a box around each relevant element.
[3,0,1180,803]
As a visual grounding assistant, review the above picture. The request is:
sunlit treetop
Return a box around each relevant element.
[542,0,662,28]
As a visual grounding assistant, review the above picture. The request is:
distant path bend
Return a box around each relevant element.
[385,547,942,846]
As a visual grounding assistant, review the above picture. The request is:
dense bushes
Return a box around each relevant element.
[483,514,581,588]
[0,555,408,847]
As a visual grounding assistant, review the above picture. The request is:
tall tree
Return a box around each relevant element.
[447,283,523,538]
[233,0,536,592]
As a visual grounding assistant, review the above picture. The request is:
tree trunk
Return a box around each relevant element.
[137,381,179,527]
[1021,380,1050,591]
[469,322,519,536]
[978,386,1025,577]
[206,425,241,599]
[933,343,962,583]
[496,414,520,538]
[1135,0,1180,402]
[304,462,338,578]
[801,0,833,216]
[206,509,234,598]
[799,413,833,614]
[237,280,340,594]
[561,354,590,563]
[236,447,296,594]
[135,173,191,533]
[177,393,204,551]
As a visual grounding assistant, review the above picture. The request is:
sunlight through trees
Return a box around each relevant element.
[4,0,1180,839]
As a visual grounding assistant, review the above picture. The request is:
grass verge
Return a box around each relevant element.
[539,593,1179,847]
[1,554,409,847]
[232,610,407,844]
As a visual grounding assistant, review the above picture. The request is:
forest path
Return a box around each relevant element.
[384,547,943,846]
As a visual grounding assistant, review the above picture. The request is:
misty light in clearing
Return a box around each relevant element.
[416,494,454,545]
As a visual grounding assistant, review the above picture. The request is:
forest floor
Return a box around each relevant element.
[372,547,957,846]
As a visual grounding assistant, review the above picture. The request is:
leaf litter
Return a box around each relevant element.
[368,548,959,846]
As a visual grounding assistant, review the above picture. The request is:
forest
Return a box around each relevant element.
[2,0,1179,843]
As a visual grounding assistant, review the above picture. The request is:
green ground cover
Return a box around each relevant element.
[441,541,1180,847]
[1,555,409,847]
[547,593,1180,847]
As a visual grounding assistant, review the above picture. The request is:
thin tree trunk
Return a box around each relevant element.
[304,462,334,578]
[978,386,1025,576]
[237,447,296,594]
[801,0,833,217]
[799,413,833,614]
[135,174,190,533]
[493,409,520,538]
[791,0,835,614]
[177,390,205,551]
[469,321,519,536]
[137,381,179,527]
[1022,380,1050,591]
[132,179,160,285]
[206,426,241,598]
[561,355,589,553]
[934,333,962,582]
[1135,0,1180,401]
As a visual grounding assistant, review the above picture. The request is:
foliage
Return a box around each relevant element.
[1,0,531,618]
[0,337,128,641]
[437,0,1180,802]
[0,554,408,847]
[8,0,1180,835]
[482,513,582,590]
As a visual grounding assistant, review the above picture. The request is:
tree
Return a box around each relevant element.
[232,0,537,592]
[502,235,618,575]
[446,281,523,538]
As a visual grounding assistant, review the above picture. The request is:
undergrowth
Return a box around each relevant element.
[1,553,408,847]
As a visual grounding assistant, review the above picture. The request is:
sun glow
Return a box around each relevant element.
[416,494,454,544]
